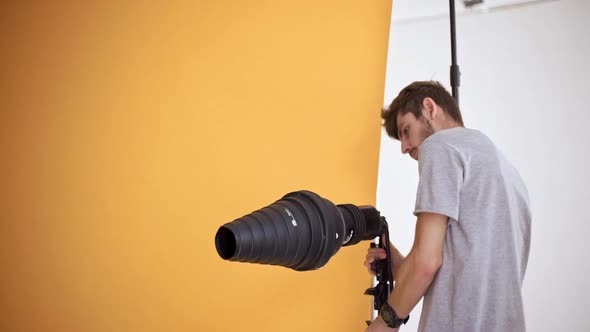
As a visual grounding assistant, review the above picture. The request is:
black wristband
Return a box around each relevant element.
[379,302,409,328]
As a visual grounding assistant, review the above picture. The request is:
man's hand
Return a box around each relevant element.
[363,237,405,278]
[364,246,387,275]
[365,316,400,332]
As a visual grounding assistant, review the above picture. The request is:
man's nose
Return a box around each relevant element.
[401,139,410,154]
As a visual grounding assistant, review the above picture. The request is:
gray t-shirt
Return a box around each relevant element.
[414,127,531,332]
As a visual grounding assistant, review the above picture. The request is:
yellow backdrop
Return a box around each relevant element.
[0,1,392,331]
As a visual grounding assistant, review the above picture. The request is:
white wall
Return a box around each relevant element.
[377,0,590,330]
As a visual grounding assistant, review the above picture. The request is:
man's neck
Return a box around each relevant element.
[433,122,462,133]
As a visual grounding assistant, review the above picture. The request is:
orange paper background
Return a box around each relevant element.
[0,1,392,331]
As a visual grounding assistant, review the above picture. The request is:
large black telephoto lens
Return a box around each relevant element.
[214,190,384,271]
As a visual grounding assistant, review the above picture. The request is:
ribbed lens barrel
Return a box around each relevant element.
[336,204,366,246]
[214,190,382,271]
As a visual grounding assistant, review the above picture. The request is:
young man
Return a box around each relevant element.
[364,81,531,332]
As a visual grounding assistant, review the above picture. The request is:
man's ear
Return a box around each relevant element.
[422,97,438,120]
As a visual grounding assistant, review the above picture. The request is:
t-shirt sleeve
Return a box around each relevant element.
[414,140,463,221]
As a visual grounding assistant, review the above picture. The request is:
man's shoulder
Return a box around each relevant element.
[428,127,484,141]
[425,127,492,151]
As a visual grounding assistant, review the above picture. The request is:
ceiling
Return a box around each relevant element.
[391,0,556,22]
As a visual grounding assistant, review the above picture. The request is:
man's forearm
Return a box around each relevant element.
[389,245,405,281]
[388,251,440,318]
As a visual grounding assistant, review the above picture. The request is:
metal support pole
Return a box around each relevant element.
[449,0,461,104]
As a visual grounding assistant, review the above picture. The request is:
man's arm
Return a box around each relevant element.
[366,212,448,332]
[390,245,405,279]
[388,212,448,318]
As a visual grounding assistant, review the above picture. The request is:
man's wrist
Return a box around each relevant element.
[381,316,400,332]
[379,302,409,328]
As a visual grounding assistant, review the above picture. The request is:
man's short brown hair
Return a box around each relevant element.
[381,81,464,140]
